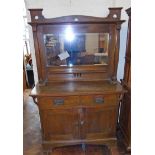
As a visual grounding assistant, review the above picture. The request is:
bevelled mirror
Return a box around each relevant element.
[43,26,109,67]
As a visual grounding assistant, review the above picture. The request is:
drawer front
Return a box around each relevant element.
[38,96,79,109]
[80,95,118,107]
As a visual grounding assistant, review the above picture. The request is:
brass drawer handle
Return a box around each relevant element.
[94,97,104,104]
[54,99,64,105]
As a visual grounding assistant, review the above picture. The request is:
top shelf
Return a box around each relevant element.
[28,7,125,25]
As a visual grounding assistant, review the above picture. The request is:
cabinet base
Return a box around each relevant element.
[42,138,119,155]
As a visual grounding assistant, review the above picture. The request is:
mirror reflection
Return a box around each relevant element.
[44,32,109,66]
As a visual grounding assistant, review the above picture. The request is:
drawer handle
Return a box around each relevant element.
[54,99,64,105]
[95,97,104,104]
[80,121,84,125]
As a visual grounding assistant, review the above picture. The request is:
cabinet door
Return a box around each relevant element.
[41,108,79,141]
[84,106,118,140]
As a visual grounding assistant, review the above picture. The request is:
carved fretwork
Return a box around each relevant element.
[28,8,125,25]
[28,9,44,23]
[107,7,122,20]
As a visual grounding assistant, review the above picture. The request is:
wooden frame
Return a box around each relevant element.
[28,8,125,84]
[29,8,126,154]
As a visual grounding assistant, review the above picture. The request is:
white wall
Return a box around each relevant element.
[25,0,130,83]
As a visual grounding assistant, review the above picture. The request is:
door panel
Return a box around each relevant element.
[84,106,118,139]
[41,108,79,141]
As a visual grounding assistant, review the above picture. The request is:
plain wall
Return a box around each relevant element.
[24,0,131,83]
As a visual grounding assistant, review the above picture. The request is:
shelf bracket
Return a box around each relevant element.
[32,96,38,105]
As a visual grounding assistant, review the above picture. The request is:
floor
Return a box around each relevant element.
[23,89,130,155]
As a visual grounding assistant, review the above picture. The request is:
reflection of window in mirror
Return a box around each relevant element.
[64,34,86,66]
[44,34,66,66]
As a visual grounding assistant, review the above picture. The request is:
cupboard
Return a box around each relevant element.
[29,7,125,154]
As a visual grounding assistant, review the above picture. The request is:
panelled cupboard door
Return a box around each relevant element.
[84,107,118,140]
[41,108,79,141]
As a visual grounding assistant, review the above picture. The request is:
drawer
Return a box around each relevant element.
[80,95,118,107]
[38,96,79,109]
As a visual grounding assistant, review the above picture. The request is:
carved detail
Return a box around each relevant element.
[73,73,82,78]
[31,24,37,32]
[43,149,52,155]
[110,77,117,84]
[28,9,44,22]
[28,8,125,25]
[107,7,123,20]
[116,24,121,30]
[38,78,47,86]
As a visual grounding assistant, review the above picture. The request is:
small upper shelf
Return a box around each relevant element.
[28,7,125,25]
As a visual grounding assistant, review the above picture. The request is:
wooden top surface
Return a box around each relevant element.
[30,81,124,97]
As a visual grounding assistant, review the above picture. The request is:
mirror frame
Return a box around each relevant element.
[29,8,125,84]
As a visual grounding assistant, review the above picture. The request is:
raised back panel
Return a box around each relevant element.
[29,8,125,84]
